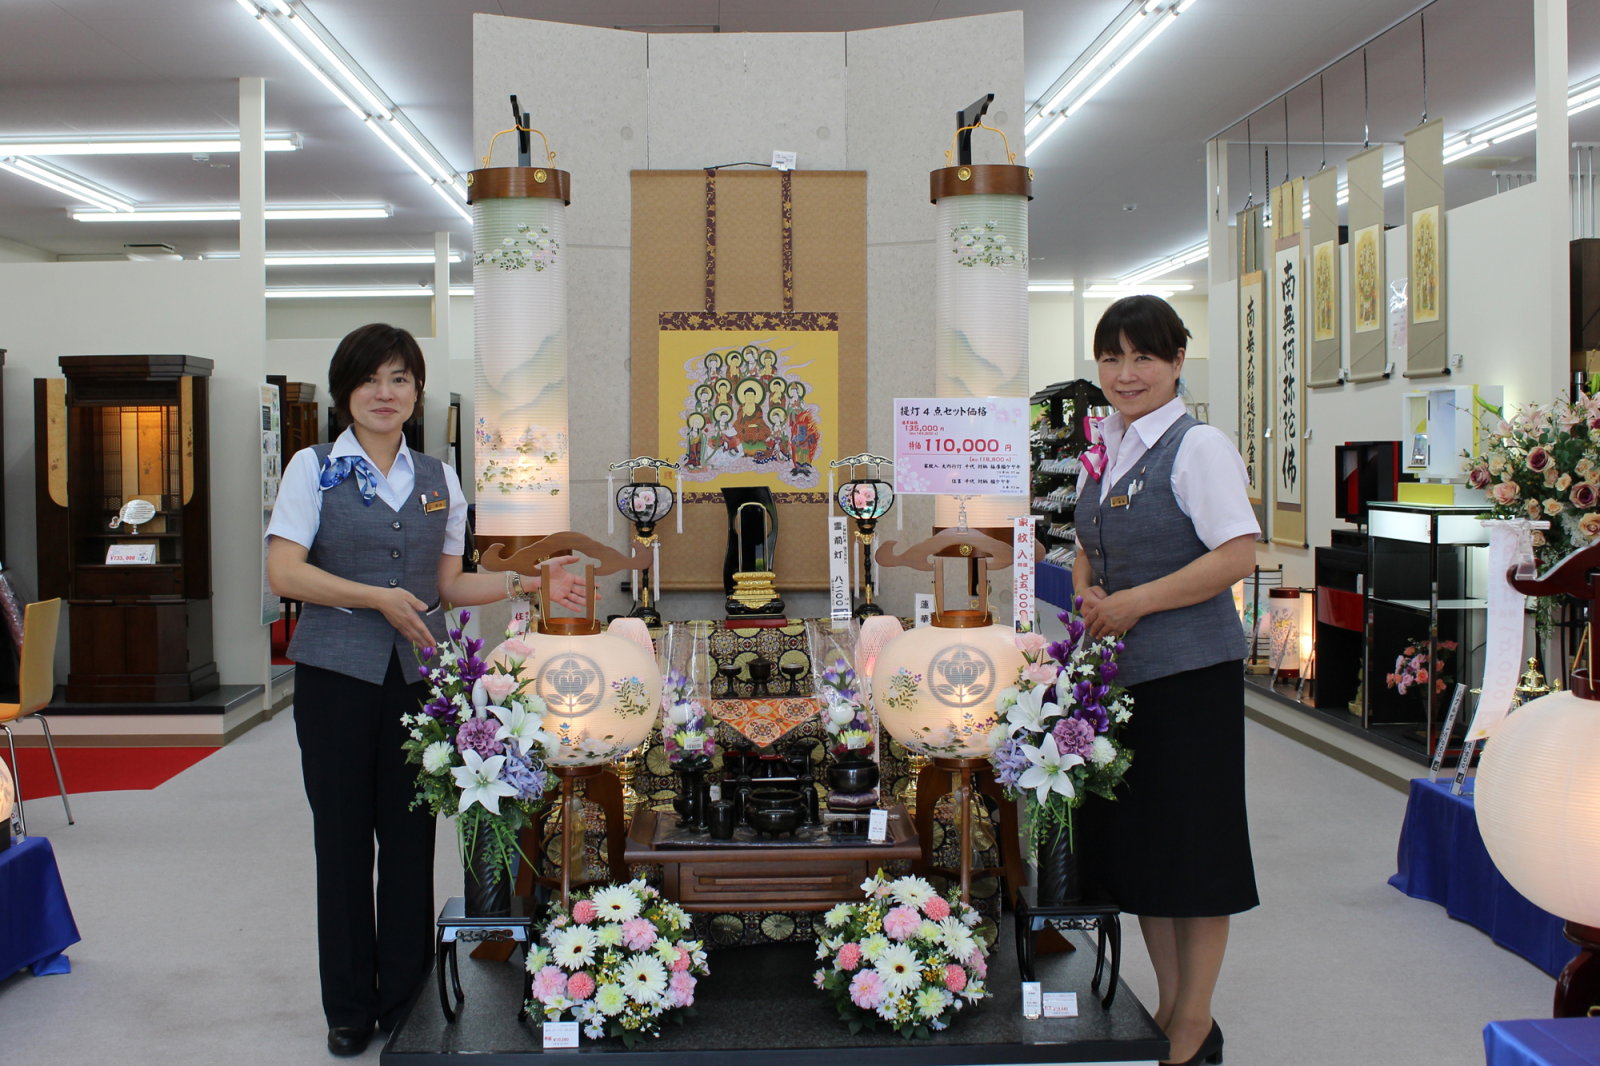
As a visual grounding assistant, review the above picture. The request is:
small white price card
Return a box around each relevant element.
[892,397,1029,496]
[867,808,889,843]
[106,543,157,565]
[1021,981,1042,1019]
[543,1021,579,1049]
[1042,992,1079,1018]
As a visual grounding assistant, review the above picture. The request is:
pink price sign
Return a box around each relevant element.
[891,397,1028,495]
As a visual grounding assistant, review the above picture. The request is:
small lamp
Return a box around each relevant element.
[869,529,1025,903]
[831,452,896,620]
[1476,542,1600,1016]
[609,456,680,628]
[482,532,662,906]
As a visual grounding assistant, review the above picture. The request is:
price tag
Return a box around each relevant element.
[914,594,934,628]
[543,1021,580,1049]
[708,784,722,802]
[106,543,157,565]
[867,808,888,843]
[510,602,533,635]
[828,516,851,622]
[1013,515,1038,630]
[1042,992,1079,1017]
[1020,981,1042,1019]
[892,397,1029,496]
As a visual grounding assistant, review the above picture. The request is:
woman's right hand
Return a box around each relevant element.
[372,586,435,648]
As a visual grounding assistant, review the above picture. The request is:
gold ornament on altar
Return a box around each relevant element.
[1512,658,1551,708]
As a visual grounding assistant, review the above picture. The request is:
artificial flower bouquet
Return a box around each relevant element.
[527,879,709,1046]
[660,669,716,771]
[1385,636,1458,697]
[987,603,1133,853]
[1466,391,1600,567]
[816,658,876,762]
[401,610,554,883]
[813,872,991,1038]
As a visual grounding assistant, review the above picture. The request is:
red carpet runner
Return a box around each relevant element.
[4,746,215,801]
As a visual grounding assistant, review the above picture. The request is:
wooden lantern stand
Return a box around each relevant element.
[930,755,985,905]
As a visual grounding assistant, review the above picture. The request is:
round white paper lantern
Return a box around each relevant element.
[1475,689,1600,926]
[870,619,1024,759]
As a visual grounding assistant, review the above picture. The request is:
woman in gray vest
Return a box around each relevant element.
[1073,296,1259,1066]
[265,324,585,1057]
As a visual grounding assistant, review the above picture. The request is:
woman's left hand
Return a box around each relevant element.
[1080,587,1146,639]
[531,555,589,613]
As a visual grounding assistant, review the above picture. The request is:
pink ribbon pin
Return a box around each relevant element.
[1081,415,1107,481]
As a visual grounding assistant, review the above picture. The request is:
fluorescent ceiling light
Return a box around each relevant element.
[1121,240,1209,285]
[208,251,461,265]
[1084,283,1192,298]
[73,204,392,222]
[1027,283,1076,292]
[0,134,300,155]
[238,0,468,225]
[266,286,474,299]
[1026,1,1196,150]
[0,157,135,212]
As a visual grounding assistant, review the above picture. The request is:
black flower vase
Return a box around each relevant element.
[1035,828,1082,906]
[674,766,708,831]
[464,836,512,918]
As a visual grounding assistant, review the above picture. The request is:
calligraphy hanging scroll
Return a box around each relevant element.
[1269,178,1307,547]
[1345,145,1388,383]
[1238,267,1267,523]
[1307,166,1341,388]
[1405,119,1448,378]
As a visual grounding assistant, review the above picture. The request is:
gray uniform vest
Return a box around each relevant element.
[287,444,451,685]
[1075,414,1247,686]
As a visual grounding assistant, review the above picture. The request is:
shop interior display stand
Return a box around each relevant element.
[382,914,1166,1064]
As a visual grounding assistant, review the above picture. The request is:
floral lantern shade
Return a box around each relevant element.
[931,122,1031,530]
[869,531,1025,758]
[615,482,675,538]
[469,131,572,554]
[837,479,894,523]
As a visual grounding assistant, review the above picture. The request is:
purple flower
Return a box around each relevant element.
[417,664,431,679]
[500,751,547,801]
[1052,716,1096,759]
[459,609,471,625]
[421,646,436,661]
[991,737,1030,788]
[1046,640,1072,664]
[455,716,504,758]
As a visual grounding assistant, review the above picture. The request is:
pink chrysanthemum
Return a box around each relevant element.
[883,905,922,941]
[836,942,862,971]
[571,899,597,925]
[621,916,658,951]
[849,969,887,1010]
[566,971,596,1001]
[922,895,951,921]
[965,947,988,979]
[668,971,696,1008]
[944,964,968,992]
[671,946,692,972]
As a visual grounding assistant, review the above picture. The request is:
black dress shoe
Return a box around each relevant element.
[327,1025,373,1057]
[1164,1020,1223,1066]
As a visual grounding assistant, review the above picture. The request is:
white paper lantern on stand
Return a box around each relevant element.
[469,154,572,555]
[930,137,1032,531]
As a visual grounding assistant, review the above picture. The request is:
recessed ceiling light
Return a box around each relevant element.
[72,204,393,222]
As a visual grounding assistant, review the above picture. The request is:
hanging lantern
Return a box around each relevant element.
[469,126,572,558]
[930,118,1031,531]
[832,452,897,620]
[616,482,675,538]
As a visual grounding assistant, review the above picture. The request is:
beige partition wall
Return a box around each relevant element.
[472,12,1025,612]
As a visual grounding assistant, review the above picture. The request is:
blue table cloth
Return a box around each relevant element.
[1485,1018,1600,1066]
[0,836,80,977]
[1390,777,1576,977]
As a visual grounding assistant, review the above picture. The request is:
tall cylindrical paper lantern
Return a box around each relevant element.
[930,153,1032,530]
[469,162,572,556]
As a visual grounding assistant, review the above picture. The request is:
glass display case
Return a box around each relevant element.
[34,355,217,702]
[1362,501,1489,755]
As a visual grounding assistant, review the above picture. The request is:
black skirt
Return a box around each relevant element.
[1079,659,1259,918]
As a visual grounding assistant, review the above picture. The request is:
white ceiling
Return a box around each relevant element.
[0,0,1594,293]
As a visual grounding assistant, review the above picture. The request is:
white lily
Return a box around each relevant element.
[1005,687,1055,737]
[826,700,856,728]
[1016,741,1084,807]
[450,749,518,815]
[491,703,547,759]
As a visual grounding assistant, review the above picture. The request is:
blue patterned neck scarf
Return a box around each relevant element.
[319,455,378,506]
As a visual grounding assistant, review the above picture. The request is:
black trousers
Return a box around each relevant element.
[294,652,436,1030]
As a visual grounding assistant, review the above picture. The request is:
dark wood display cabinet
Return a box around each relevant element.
[34,355,218,702]
[266,375,319,468]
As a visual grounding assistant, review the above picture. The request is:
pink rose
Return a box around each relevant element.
[1580,513,1600,539]
[1023,661,1058,686]
[531,965,566,1003]
[566,971,595,1001]
[848,970,887,1010]
[883,905,922,941]
[497,638,534,667]
[1527,446,1552,472]
[944,964,968,992]
[1014,632,1049,655]
[1488,481,1520,505]
[1467,466,1491,489]
[480,672,519,705]
[923,895,951,921]
[836,942,862,971]
[1573,482,1599,509]
[572,900,597,925]
[621,917,658,951]
[671,946,692,972]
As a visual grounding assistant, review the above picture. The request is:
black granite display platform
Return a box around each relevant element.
[381,915,1166,1064]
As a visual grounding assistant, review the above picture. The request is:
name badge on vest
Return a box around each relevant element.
[1109,494,1130,508]
[421,490,448,514]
